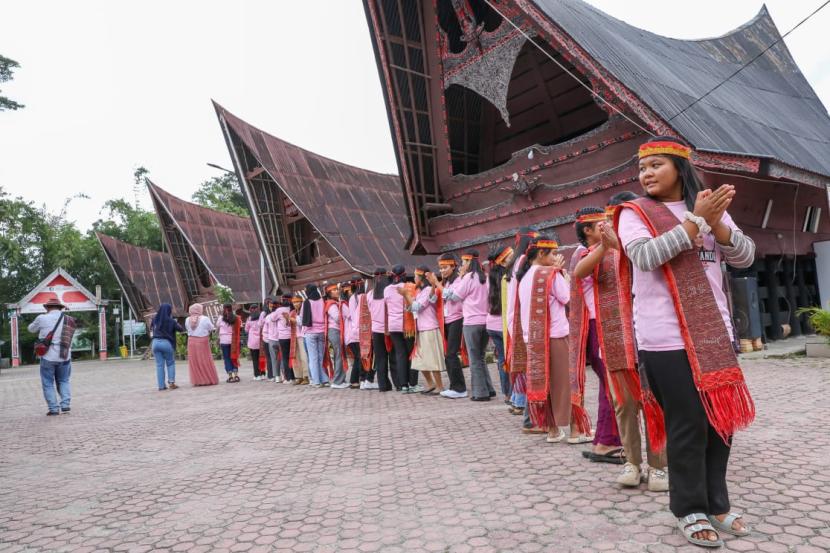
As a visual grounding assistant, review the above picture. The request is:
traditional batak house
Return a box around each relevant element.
[146,180,269,311]
[214,102,432,291]
[96,233,188,319]
[362,0,830,340]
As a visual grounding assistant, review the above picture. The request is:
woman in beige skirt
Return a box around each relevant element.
[400,266,446,395]
[290,294,310,384]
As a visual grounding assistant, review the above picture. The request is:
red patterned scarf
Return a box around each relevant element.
[525,266,559,428]
[593,247,641,406]
[614,197,755,447]
[402,283,417,339]
[230,317,241,369]
[358,294,373,370]
[506,277,527,374]
[288,314,297,369]
[565,250,593,435]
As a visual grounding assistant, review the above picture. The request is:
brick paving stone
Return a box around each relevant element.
[0,356,826,552]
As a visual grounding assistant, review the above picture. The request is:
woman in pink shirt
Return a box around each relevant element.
[385,265,419,393]
[290,294,309,385]
[275,295,296,384]
[616,137,755,547]
[301,284,328,387]
[261,298,279,381]
[443,250,492,401]
[217,304,240,383]
[517,235,570,443]
[433,254,467,398]
[344,277,377,389]
[402,266,445,394]
[367,269,396,391]
[244,303,265,380]
[486,245,513,405]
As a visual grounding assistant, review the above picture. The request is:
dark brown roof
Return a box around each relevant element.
[146,180,267,303]
[214,102,432,274]
[96,233,187,317]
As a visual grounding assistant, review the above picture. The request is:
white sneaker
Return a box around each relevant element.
[268,377,276,382]
[440,389,468,399]
[365,381,379,390]
[274,377,282,383]
[331,382,350,389]
[617,463,641,487]
[359,381,366,390]
[252,376,260,381]
[409,384,424,393]
[646,467,669,492]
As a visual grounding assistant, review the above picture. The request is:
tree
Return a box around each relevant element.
[91,199,163,251]
[192,173,249,216]
[0,54,24,111]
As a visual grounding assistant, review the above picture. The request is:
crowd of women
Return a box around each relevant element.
[149,136,757,549]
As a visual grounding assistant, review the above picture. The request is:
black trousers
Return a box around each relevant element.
[250,348,261,377]
[640,349,732,518]
[348,342,375,384]
[264,342,274,379]
[279,339,295,381]
[372,332,397,391]
[444,318,466,393]
[389,332,417,388]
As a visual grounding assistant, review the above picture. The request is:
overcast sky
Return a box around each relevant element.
[1,1,828,231]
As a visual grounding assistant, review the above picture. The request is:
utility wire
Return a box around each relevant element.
[668,0,830,122]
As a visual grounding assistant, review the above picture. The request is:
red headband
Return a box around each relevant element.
[528,239,559,252]
[638,140,691,160]
[461,254,478,261]
[438,259,456,267]
[575,213,606,224]
[495,246,514,266]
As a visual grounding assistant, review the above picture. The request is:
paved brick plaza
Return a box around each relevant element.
[0,356,828,552]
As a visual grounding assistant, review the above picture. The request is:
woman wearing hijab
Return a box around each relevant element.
[186,304,219,386]
[301,283,327,387]
[150,303,185,391]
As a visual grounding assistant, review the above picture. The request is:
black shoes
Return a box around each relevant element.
[46,411,59,416]
[61,407,71,413]
[471,396,491,402]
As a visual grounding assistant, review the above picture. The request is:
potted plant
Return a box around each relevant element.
[797,304,830,358]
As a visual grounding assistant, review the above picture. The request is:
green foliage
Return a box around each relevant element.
[191,173,248,216]
[797,305,830,343]
[92,198,162,251]
[0,54,24,111]
[214,283,234,304]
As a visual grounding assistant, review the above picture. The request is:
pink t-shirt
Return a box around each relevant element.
[506,254,525,339]
[518,265,570,341]
[273,307,291,340]
[345,295,360,345]
[245,316,262,349]
[618,202,738,351]
[261,311,277,342]
[218,318,234,345]
[302,299,325,335]
[384,282,406,333]
[442,279,464,324]
[367,291,386,333]
[413,286,439,331]
[485,276,503,333]
[450,272,489,326]
[326,302,341,331]
[573,246,597,320]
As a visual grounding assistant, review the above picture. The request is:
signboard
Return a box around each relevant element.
[123,320,147,337]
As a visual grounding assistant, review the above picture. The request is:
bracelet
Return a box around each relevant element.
[684,211,711,235]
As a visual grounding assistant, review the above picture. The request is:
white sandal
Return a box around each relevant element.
[677,513,723,548]
[707,513,750,537]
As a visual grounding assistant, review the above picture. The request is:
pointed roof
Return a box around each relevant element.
[96,233,187,317]
[523,1,830,177]
[214,102,432,274]
[9,268,105,314]
[146,180,267,303]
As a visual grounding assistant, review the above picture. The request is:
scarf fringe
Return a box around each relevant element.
[608,369,642,407]
[642,391,666,452]
[700,378,756,444]
[528,399,553,429]
[570,402,592,435]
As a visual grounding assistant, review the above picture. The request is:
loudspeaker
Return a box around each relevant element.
[731,277,763,339]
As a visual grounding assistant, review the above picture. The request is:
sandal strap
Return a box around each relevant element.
[680,513,709,525]
[718,513,741,527]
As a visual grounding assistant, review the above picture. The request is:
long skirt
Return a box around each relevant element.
[188,336,219,386]
[548,337,571,428]
[411,328,446,372]
[294,337,309,380]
